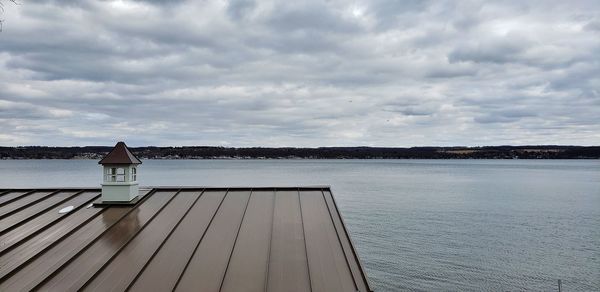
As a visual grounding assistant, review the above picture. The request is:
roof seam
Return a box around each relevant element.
[0,191,33,209]
[0,195,106,282]
[173,188,230,291]
[31,188,158,290]
[320,190,360,291]
[0,190,62,220]
[326,190,373,292]
[298,189,314,292]
[79,189,183,291]
[218,189,253,292]
[1,187,371,292]
[125,188,207,291]
[263,190,276,292]
[0,190,36,208]
[0,190,85,236]
[0,191,100,256]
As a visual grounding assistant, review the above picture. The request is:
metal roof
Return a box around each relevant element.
[0,187,372,292]
[98,141,142,165]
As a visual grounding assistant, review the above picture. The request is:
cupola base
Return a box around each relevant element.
[100,182,139,202]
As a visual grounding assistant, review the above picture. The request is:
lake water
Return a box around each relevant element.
[1,159,599,291]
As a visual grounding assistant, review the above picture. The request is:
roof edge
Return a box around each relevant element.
[0,186,332,191]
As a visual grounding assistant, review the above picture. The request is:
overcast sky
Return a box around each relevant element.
[0,0,599,147]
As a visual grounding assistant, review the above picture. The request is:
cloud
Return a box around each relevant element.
[448,36,527,64]
[0,0,599,146]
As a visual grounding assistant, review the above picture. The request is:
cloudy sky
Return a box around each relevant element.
[0,0,599,147]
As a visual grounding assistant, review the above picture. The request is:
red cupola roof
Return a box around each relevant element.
[98,141,142,165]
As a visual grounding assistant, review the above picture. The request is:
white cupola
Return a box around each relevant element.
[98,141,142,203]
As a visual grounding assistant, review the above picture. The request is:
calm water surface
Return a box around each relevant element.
[1,159,599,291]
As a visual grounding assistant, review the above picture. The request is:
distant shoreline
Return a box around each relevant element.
[2,146,599,159]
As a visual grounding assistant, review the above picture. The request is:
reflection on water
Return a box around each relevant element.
[1,159,599,291]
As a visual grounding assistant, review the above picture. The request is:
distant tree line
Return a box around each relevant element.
[1,145,599,159]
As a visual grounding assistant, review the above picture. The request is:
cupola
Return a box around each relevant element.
[98,141,142,203]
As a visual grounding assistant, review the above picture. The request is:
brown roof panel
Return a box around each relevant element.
[0,187,373,292]
[38,191,177,291]
[0,193,106,280]
[0,190,81,233]
[324,190,372,292]
[0,189,153,291]
[0,191,56,218]
[266,190,312,292]
[0,191,99,253]
[174,190,251,291]
[220,190,275,292]
[84,190,201,291]
[300,190,357,291]
[128,190,226,291]
[98,141,142,165]
[0,190,32,206]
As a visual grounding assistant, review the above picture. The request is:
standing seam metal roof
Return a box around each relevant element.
[0,187,372,292]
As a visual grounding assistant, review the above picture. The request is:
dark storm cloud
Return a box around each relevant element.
[0,0,599,146]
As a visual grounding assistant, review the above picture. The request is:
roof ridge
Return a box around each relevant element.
[98,142,142,165]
